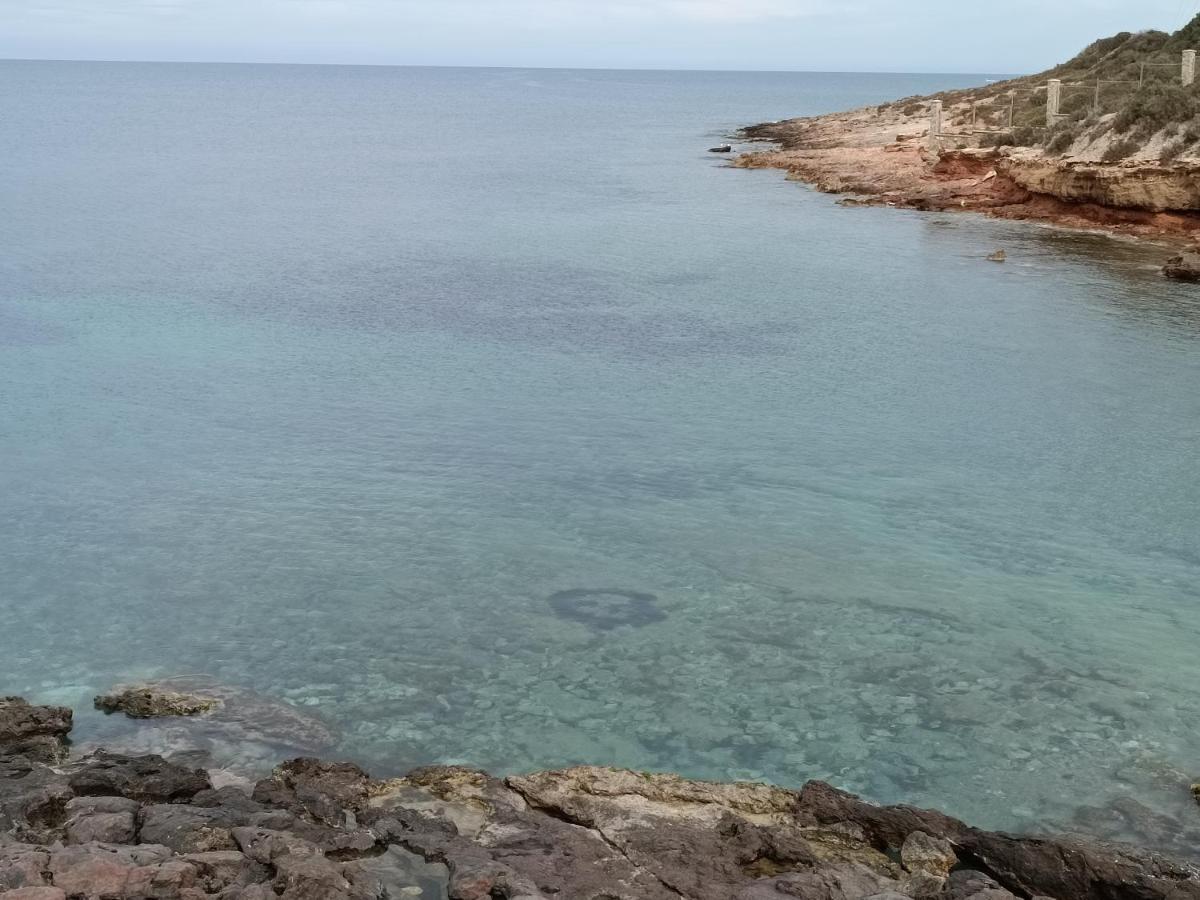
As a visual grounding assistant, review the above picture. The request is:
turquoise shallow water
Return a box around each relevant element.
[2,61,1200,847]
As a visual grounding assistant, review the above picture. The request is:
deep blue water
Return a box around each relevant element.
[2,61,1199,844]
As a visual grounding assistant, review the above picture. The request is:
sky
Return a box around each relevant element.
[2,0,1198,73]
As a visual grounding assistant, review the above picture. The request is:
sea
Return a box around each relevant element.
[2,60,1199,847]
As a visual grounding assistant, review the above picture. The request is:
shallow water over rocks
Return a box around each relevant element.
[2,62,1200,849]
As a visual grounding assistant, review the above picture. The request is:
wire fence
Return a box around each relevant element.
[932,51,1197,142]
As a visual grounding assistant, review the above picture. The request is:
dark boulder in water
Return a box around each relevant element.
[548,588,666,630]
[1164,253,1200,281]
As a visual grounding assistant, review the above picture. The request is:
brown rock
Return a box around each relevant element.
[68,752,211,804]
[65,811,137,845]
[219,886,276,900]
[734,864,901,900]
[0,888,68,900]
[900,830,956,876]
[948,869,1005,899]
[369,767,677,899]
[94,686,220,719]
[0,758,73,844]
[0,698,72,764]
[797,780,1200,900]
[273,854,358,900]
[48,844,136,897]
[63,796,140,846]
[251,759,373,827]
[1002,158,1200,213]
[181,850,268,892]
[0,847,50,890]
[231,827,322,865]
[122,858,200,899]
[507,767,898,900]
[901,871,948,899]
[1164,254,1200,282]
[138,804,242,853]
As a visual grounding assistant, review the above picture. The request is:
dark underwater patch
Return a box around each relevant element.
[547,588,666,631]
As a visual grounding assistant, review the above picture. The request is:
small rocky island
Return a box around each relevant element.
[3,693,1200,900]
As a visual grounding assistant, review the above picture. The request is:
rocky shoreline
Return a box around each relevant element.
[732,108,1200,258]
[3,694,1200,899]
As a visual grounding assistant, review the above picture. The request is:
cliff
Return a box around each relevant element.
[1000,157,1200,211]
[735,115,1200,245]
[732,15,1200,247]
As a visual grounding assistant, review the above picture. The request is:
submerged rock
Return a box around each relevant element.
[87,677,338,768]
[95,685,220,719]
[547,587,667,630]
[987,249,1007,262]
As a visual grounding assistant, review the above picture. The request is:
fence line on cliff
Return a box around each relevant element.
[928,49,1198,146]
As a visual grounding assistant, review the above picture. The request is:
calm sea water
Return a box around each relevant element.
[3,61,1200,846]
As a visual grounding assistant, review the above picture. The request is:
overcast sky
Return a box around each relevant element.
[2,0,1198,72]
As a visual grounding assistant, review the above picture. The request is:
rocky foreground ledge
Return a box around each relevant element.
[3,696,1200,900]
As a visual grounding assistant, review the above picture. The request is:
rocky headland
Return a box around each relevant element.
[734,113,1200,246]
[3,693,1200,900]
[731,16,1200,269]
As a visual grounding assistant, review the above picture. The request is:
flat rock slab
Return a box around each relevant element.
[67,751,211,804]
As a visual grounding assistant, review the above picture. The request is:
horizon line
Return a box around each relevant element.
[0,56,1021,78]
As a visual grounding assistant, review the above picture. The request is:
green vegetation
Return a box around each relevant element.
[889,14,1200,160]
[1112,82,1200,137]
[1045,128,1076,155]
[1102,136,1142,162]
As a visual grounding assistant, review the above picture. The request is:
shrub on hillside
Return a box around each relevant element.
[1046,128,1077,155]
[1011,126,1038,146]
[1102,136,1142,162]
[1160,139,1188,162]
[1113,83,1200,138]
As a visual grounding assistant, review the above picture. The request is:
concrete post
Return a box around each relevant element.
[1046,79,1062,127]
[1184,50,1196,87]
[928,100,943,148]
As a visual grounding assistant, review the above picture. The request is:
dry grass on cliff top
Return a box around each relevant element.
[881,14,1200,163]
